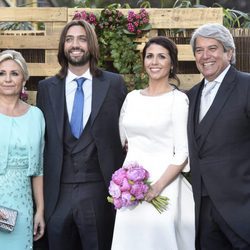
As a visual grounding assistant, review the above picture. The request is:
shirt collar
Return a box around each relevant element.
[66,68,92,84]
[204,64,231,86]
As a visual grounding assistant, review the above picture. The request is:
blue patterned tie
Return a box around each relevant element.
[70,77,86,138]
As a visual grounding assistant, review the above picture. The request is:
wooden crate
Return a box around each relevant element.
[0,7,67,75]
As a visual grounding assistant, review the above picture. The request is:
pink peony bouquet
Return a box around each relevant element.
[107,162,169,213]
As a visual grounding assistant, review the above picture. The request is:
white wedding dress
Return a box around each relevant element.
[111,89,195,250]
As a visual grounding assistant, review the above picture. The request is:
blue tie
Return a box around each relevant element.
[70,77,86,139]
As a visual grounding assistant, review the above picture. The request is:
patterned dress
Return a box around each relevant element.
[0,106,45,250]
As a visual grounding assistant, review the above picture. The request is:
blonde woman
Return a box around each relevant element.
[0,50,45,249]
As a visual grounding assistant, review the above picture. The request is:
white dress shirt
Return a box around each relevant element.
[199,65,231,122]
[65,69,92,128]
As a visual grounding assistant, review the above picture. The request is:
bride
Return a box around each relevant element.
[111,36,195,250]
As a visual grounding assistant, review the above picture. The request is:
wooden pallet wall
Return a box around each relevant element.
[0,7,223,104]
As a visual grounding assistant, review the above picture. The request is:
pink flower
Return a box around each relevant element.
[108,181,121,198]
[121,191,134,206]
[134,21,139,27]
[80,11,87,20]
[126,165,149,182]
[127,23,135,33]
[125,9,151,35]
[112,168,127,185]
[72,11,98,26]
[113,198,123,209]
[143,17,149,24]
[73,12,81,20]
[130,182,149,200]
[120,177,131,192]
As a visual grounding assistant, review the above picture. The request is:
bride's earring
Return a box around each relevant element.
[170,66,174,77]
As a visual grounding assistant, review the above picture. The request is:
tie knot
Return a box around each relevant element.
[75,77,86,89]
[203,81,218,96]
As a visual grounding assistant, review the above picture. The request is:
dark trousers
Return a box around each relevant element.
[198,196,250,250]
[33,232,49,250]
[46,182,115,250]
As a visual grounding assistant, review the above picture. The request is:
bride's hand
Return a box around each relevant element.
[145,183,162,202]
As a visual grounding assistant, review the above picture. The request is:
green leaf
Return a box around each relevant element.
[141,23,152,30]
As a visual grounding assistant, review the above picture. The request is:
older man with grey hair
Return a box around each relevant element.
[187,23,250,250]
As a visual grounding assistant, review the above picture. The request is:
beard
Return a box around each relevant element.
[65,48,90,66]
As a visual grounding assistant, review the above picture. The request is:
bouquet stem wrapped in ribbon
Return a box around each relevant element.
[107,162,169,213]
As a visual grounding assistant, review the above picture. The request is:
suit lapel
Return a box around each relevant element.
[91,75,110,125]
[188,82,203,152]
[195,66,238,149]
[48,77,65,142]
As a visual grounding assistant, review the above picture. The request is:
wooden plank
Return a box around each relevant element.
[68,8,223,28]
[27,91,37,106]
[44,22,63,64]
[0,30,45,35]
[0,36,194,61]
[144,8,223,29]
[28,63,60,76]
[178,74,202,90]
[45,50,58,64]
[51,22,66,34]
[0,7,67,22]
[177,45,195,61]
[0,7,223,27]
[44,22,65,35]
[0,35,59,49]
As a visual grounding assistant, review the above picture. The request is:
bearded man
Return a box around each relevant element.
[36,20,127,250]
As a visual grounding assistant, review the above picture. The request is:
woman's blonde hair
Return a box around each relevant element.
[0,50,29,81]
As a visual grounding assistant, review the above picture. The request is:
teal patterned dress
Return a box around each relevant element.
[0,106,45,250]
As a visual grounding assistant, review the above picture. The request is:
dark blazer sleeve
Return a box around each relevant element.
[36,76,65,221]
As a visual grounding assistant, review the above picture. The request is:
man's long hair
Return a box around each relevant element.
[56,20,102,79]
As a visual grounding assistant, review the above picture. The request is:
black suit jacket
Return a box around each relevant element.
[36,70,127,221]
[187,66,250,244]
